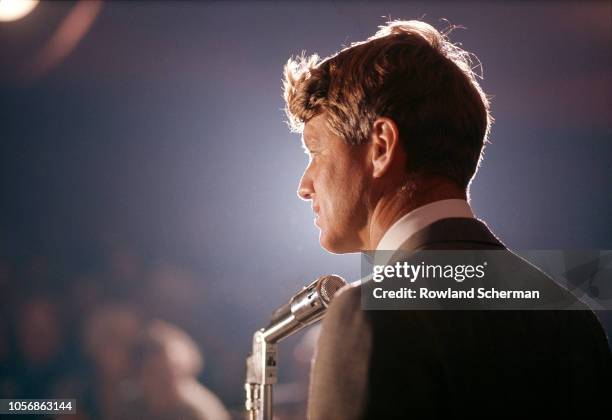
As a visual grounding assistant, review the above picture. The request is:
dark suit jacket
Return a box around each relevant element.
[308,218,612,419]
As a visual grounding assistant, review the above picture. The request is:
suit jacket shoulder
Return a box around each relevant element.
[307,218,612,419]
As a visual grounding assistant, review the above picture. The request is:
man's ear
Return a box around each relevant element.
[370,117,401,178]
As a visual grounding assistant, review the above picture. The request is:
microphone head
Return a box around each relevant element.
[317,274,347,306]
[262,274,348,343]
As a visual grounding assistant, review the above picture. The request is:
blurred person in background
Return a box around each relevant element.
[13,294,68,398]
[82,303,142,420]
[124,319,230,420]
[141,261,243,405]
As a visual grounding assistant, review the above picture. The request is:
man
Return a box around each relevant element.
[283,20,611,418]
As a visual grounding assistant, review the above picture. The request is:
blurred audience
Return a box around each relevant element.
[0,250,308,419]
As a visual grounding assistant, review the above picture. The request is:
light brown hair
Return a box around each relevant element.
[283,20,492,189]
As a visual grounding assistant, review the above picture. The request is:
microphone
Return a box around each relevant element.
[245,274,348,420]
[261,274,347,343]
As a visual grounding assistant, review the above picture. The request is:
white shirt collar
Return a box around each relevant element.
[375,199,475,252]
[348,199,476,288]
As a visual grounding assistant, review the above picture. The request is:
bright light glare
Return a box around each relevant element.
[0,0,39,22]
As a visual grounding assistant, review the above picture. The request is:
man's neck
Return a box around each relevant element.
[365,178,466,250]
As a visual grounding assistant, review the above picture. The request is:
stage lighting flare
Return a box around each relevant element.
[0,0,38,22]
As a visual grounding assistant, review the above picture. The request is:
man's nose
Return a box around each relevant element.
[297,173,314,201]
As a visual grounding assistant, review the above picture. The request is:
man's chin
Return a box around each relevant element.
[319,232,358,255]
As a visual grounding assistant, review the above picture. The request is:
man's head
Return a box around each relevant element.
[284,20,491,253]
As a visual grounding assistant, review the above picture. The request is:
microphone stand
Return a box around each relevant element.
[244,329,277,420]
